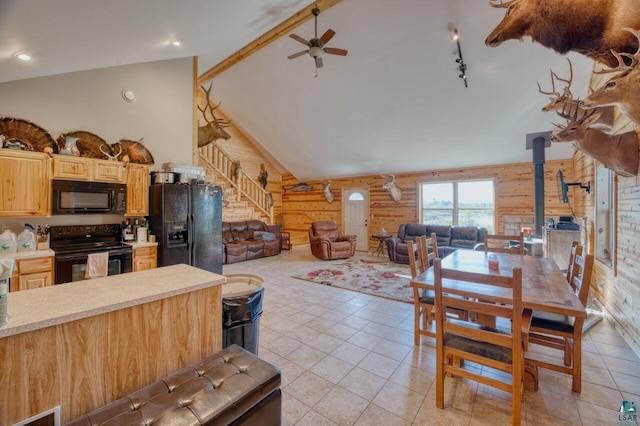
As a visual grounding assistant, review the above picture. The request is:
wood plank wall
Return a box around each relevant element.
[281,160,575,249]
[195,89,283,223]
[574,65,640,354]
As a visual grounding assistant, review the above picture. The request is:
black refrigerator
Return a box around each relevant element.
[148,183,223,274]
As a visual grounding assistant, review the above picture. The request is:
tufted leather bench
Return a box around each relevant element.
[67,344,281,426]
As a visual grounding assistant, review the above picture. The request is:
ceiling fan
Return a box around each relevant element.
[287,8,348,70]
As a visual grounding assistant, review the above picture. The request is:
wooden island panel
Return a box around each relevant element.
[0,266,223,425]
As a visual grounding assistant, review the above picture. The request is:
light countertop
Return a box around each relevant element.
[0,264,225,339]
[126,241,159,248]
[0,249,55,260]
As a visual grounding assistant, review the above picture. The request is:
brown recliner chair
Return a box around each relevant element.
[309,220,357,260]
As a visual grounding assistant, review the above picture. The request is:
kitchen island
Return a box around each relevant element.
[0,264,226,424]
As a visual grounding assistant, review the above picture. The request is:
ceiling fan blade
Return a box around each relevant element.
[288,50,308,59]
[323,47,348,56]
[319,29,336,45]
[315,56,324,68]
[289,33,310,46]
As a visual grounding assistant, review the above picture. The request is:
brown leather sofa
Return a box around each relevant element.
[67,344,281,426]
[386,223,487,264]
[309,220,357,260]
[222,220,281,264]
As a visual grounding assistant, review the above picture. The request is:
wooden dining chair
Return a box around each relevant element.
[433,258,530,426]
[410,235,466,345]
[483,232,525,255]
[409,237,435,343]
[564,241,582,284]
[526,251,594,393]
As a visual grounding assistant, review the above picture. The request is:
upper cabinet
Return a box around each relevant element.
[53,155,126,183]
[126,163,149,216]
[0,150,51,217]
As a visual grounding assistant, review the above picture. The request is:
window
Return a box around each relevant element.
[595,164,615,269]
[348,192,364,201]
[419,180,494,232]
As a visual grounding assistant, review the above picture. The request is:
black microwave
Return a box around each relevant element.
[52,180,127,215]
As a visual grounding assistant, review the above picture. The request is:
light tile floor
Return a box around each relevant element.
[223,247,640,425]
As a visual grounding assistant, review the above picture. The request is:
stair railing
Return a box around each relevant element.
[199,143,273,222]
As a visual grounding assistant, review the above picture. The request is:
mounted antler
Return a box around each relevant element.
[99,144,122,161]
[197,83,232,148]
[489,0,516,8]
[382,174,402,203]
[551,110,638,177]
[581,28,640,128]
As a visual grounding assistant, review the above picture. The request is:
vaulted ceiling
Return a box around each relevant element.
[0,0,594,180]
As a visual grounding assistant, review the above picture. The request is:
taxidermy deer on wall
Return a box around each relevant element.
[538,58,614,129]
[382,175,402,203]
[581,28,640,128]
[322,180,335,204]
[485,0,640,68]
[197,83,231,148]
[551,111,639,176]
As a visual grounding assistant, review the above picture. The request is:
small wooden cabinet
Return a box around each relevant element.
[52,155,91,180]
[126,164,150,216]
[53,155,126,183]
[542,227,582,269]
[0,150,51,217]
[93,159,127,183]
[10,256,54,292]
[133,246,157,272]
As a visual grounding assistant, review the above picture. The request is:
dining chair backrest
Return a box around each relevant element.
[433,258,525,425]
[418,232,438,268]
[572,252,594,306]
[483,232,525,255]
[565,241,582,285]
[408,236,427,278]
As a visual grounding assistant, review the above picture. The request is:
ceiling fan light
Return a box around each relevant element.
[308,46,323,58]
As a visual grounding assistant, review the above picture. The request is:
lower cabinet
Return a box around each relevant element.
[133,246,157,272]
[10,256,54,292]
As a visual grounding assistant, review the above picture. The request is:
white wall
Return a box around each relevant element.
[0,57,193,169]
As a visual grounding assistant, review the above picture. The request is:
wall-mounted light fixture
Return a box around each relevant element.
[452,29,467,87]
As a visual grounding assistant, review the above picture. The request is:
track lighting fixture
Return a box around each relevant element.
[452,29,468,87]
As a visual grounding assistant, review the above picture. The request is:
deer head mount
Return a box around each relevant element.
[581,28,640,128]
[322,180,334,204]
[382,174,402,203]
[485,0,640,68]
[197,83,231,148]
[551,111,639,177]
[538,58,614,130]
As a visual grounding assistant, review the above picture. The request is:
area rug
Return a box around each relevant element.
[293,259,414,304]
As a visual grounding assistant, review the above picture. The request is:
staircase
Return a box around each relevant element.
[199,143,273,224]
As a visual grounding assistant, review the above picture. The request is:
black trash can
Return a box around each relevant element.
[222,274,264,355]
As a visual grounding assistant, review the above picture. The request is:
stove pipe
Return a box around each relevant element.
[532,137,546,237]
[526,131,551,238]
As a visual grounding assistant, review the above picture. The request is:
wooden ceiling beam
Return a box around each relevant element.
[197,0,342,85]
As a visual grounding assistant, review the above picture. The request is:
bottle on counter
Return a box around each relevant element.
[0,229,17,254]
[17,224,36,252]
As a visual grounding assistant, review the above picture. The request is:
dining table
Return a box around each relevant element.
[412,249,586,320]
[412,249,587,392]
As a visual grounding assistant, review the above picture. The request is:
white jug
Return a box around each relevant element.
[0,229,17,254]
[17,228,36,252]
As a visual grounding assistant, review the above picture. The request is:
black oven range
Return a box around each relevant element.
[50,224,132,284]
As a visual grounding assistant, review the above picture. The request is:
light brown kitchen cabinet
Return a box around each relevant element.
[10,256,54,292]
[52,155,91,180]
[133,246,157,272]
[93,159,127,183]
[126,164,149,216]
[0,150,51,217]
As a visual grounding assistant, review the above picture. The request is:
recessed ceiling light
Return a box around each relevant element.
[13,51,32,61]
[170,38,183,47]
